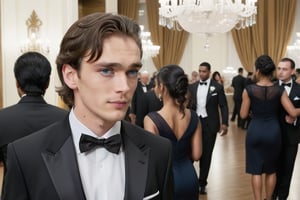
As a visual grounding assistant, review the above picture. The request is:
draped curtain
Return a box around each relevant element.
[117,0,139,21]
[145,0,189,70]
[231,0,297,72]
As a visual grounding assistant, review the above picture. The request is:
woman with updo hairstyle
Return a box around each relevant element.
[144,64,202,200]
[240,55,300,200]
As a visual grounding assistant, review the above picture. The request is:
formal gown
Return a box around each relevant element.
[245,84,284,174]
[147,110,199,200]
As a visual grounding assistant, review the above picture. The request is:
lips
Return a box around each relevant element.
[109,100,128,109]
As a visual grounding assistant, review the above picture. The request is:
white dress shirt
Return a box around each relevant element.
[69,109,125,200]
[196,79,211,117]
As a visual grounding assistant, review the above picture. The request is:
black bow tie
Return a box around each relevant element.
[79,134,122,154]
[282,82,291,87]
[199,82,207,85]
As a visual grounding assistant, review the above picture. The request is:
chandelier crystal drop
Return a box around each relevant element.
[140,25,160,59]
[158,0,257,34]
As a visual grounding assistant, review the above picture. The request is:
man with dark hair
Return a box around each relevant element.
[273,57,300,200]
[189,61,229,195]
[295,68,300,83]
[0,52,68,196]
[231,67,246,128]
[3,13,173,200]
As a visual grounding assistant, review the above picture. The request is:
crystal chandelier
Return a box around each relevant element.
[20,10,50,55]
[287,32,300,52]
[158,0,257,34]
[140,25,160,59]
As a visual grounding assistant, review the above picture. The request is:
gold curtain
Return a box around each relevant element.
[146,0,189,70]
[117,0,139,21]
[231,0,297,72]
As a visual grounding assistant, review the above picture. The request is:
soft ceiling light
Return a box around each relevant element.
[20,10,50,55]
[287,32,300,51]
[158,0,257,34]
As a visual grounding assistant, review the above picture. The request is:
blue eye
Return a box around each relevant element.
[127,70,138,78]
[100,68,113,76]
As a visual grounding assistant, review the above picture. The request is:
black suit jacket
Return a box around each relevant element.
[3,117,173,200]
[131,81,150,127]
[189,80,229,133]
[0,95,68,165]
[278,81,300,145]
[231,74,246,100]
[138,90,163,127]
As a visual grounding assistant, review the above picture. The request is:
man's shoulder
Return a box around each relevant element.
[293,81,300,88]
[10,118,68,150]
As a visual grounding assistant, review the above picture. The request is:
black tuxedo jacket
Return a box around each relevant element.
[231,74,246,100]
[278,81,300,145]
[189,80,229,133]
[138,90,163,127]
[0,95,68,164]
[131,81,150,127]
[3,117,173,200]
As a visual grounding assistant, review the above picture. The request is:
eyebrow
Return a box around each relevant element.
[95,62,143,69]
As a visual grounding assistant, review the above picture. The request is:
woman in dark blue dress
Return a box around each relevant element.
[144,64,202,200]
[240,55,300,200]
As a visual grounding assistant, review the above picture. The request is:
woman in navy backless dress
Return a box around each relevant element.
[144,64,202,200]
[240,55,300,200]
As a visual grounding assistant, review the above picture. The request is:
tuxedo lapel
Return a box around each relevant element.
[121,122,150,200]
[41,119,86,200]
[206,82,213,103]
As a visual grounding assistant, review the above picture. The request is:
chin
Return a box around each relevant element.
[109,112,126,121]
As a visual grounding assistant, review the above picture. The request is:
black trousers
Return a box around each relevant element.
[273,144,298,199]
[232,98,245,128]
[198,117,217,187]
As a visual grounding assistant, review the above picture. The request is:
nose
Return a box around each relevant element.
[116,73,130,93]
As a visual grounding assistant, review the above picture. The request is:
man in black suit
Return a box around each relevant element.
[189,62,229,194]
[231,67,246,128]
[0,52,68,195]
[2,13,173,200]
[129,70,150,127]
[272,58,300,200]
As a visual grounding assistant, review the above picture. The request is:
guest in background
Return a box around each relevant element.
[211,71,224,85]
[148,71,157,90]
[144,64,202,200]
[2,13,173,200]
[295,68,300,83]
[189,70,199,84]
[138,73,163,126]
[129,70,150,127]
[189,62,229,195]
[0,52,68,197]
[231,67,246,129]
[273,58,300,200]
[240,55,300,200]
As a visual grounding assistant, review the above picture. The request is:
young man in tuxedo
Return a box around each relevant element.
[272,58,300,200]
[2,13,173,200]
[189,62,229,194]
[0,52,68,196]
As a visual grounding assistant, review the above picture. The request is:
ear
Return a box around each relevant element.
[62,64,78,89]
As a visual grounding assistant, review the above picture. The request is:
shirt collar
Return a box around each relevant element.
[199,78,211,85]
[69,109,121,154]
